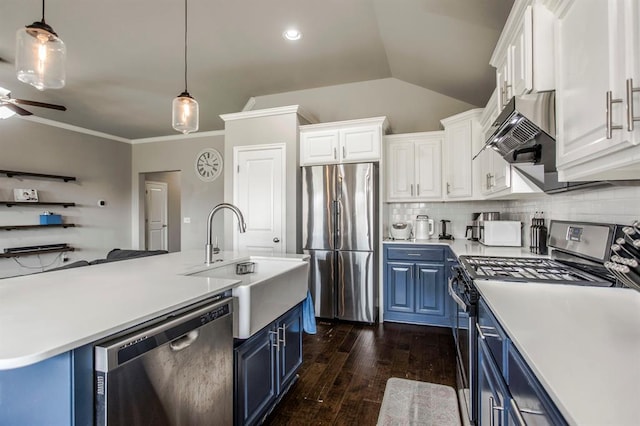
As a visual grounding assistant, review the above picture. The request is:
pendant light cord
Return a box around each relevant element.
[41,0,46,23]
[184,0,188,93]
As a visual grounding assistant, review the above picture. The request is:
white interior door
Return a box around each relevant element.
[234,144,285,254]
[145,181,168,251]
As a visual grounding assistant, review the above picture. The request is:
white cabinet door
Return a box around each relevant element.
[511,7,532,96]
[495,50,513,112]
[414,137,443,199]
[234,145,285,254]
[386,141,415,201]
[491,153,511,193]
[444,120,473,199]
[300,129,339,165]
[385,133,443,202]
[625,0,640,145]
[340,126,380,162]
[556,0,631,170]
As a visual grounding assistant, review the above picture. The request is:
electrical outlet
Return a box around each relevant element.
[62,253,69,262]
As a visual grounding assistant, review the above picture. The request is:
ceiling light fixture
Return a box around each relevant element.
[283,29,302,41]
[172,0,199,134]
[15,0,66,90]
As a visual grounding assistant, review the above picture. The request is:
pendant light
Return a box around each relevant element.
[172,0,199,134]
[15,0,66,90]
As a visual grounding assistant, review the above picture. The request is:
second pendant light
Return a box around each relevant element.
[172,0,199,134]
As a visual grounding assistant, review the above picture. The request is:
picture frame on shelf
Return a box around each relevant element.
[13,188,38,202]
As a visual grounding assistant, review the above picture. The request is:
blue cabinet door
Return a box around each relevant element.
[277,304,303,394]
[415,262,445,317]
[386,261,414,313]
[235,327,277,426]
[477,338,509,426]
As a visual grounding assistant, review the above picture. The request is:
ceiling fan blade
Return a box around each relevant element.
[3,103,32,116]
[13,99,67,111]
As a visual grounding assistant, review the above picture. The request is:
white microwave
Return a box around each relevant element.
[480,221,522,247]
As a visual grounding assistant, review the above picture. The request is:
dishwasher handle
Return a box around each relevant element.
[95,297,232,372]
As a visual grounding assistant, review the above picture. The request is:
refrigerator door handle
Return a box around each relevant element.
[334,199,341,243]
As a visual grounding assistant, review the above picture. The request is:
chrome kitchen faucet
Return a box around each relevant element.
[205,203,247,264]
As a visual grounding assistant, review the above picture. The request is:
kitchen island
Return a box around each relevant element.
[0,249,309,425]
[476,281,640,426]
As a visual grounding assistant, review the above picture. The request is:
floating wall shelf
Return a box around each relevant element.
[0,247,75,259]
[0,201,75,208]
[0,224,76,231]
[0,170,77,182]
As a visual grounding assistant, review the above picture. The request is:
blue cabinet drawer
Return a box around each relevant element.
[386,246,445,262]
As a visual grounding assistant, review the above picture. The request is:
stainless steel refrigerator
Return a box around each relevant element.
[301,163,378,323]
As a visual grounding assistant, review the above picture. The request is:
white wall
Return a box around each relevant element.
[131,133,225,252]
[222,111,302,253]
[0,118,132,278]
[386,185,640,248]
[251,78,477,133]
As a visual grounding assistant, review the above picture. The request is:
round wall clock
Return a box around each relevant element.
[195,148,223,182]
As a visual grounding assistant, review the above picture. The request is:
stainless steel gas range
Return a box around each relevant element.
[448,220,629,426]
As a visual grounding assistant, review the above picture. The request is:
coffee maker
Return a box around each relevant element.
[438,219,454,240]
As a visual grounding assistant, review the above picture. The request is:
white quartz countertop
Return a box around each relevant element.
[476,281,640,426]
[383,238,545,258]
[0,250,307,370]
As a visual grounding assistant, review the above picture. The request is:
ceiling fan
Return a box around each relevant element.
[0,86,66,116]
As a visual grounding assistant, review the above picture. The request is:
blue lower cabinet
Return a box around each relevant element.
[235,303,303,426]
[384,245,449,326]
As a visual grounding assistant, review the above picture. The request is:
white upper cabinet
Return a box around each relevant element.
[554,0,640,180]
[491,3,555,112]
[441,109,483,200]
[385,132,443,202]
[300,117,389,166]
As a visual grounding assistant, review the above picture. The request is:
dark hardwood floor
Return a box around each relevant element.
[264,320,457,425]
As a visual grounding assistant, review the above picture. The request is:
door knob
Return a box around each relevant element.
[273,237,280,243]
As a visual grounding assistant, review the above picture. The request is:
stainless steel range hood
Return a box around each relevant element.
[473,91,623,193]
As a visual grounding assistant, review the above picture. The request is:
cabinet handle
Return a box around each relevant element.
[279,324,287,348]
[410,184,414,196]
[333,147,337,160]
[269,330,280,352]
[626,78,640,131]
[446,182,451,194]
[486,173,491,190]
[406,253,422,256]
[489,396,504,426]
[606,91,623,139]
[342,146,346,159]
[416,184,420,196]
[476,323,501,339]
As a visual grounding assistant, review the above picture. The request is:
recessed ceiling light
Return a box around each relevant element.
[283,29,302,41]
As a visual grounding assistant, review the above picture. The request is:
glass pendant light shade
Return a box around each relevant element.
[172,91,199,134]
[16,21,66,90]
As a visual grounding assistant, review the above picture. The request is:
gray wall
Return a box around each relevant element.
[251,78,476,134]
[131,134,225,251]
[144,171,181,252]
[0,119,132,278]
[222,111,302,253]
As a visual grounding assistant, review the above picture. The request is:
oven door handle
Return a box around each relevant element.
[448,277,468,312]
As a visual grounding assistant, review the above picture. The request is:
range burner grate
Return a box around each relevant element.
[459,256,613,287]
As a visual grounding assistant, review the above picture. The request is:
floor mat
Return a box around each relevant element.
[377,378,461,426]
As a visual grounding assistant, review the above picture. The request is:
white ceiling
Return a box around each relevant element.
[0,0,513,139]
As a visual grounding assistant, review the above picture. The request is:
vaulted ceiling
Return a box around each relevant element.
[0,0,513,139]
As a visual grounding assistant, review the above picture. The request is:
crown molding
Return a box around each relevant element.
[220,105,317,124]
[18,116,130,143]
[130,129,226,144]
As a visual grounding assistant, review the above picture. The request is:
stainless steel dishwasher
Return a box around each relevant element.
[94,296,233,426]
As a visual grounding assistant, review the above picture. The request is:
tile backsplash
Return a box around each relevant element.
[385,184,640,247]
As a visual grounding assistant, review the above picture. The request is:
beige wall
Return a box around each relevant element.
[131,133,225,252]
[222,112,302,253]
[0,118,131,278]
[251,77,476,134]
